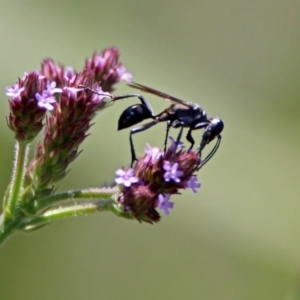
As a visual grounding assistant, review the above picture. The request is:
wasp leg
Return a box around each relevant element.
[129,119,160,166]
[81,87,155,117]
[186,128,195,151]
[77,85,113,99]
[112,94,154,115]
[175,126,184,150]
[163,121,172,152]
[163,124,185,153]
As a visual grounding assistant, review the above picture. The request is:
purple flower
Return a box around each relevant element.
[84,47,132,92]
[163,161,184,182]
[35,92,56,111]
[22,71,45,80]
[6,83,25,98]
[115,168,139,187]
[118,139,201,223]
[34,81,62,111]
[157,194,174,215]
[63,86,84,98]
[116,65,132,82]
[45,81,62,95]
[91,86,112,104]
[93,56,105,69]
[187,175,201,193]
[168,136,185,152]
[64,67,75,81]
[144,144,163,163]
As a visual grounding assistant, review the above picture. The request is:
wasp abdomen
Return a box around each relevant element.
[118,104,153,130]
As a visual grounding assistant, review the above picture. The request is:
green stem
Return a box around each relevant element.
[21,198,135,230]
[0,215,18,246]
[21,187,133,229]
[20,199,113,230]
[35,187,119,211]
[5,142,29,218]
[0,187,133,245]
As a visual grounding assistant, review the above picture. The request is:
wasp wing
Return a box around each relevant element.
[128,82,193,108]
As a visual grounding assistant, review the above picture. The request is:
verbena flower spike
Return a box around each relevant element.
[0,47,203,246]
[115,137,201,223]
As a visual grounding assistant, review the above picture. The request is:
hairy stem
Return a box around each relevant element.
[20,199,114,230]
[5,142,29,218]
[35,187,119,211]
[0,215,18,246]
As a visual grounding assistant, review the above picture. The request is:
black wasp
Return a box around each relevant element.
[111,82,224,168]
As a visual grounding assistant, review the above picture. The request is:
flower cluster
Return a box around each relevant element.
[115,137,201,223]
[84,47,132,92]
[5,47,131,203]
[6,72,53,142]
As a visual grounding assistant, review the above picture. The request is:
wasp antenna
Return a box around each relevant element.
[199,136,221,168]
[77,85,113,99]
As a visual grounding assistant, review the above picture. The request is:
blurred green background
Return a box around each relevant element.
[0,1,300,299]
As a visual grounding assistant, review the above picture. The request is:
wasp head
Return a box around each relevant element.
[199,117,224,155]
[202,117,224,143]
